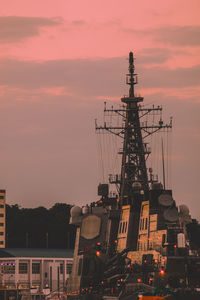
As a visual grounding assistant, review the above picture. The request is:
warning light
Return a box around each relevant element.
[137,278,142,283]
[117,198,119,203]
[174,244,177,248]
[114,240,118,244]
[96,251,100,256]
[154,259,158,263]
[149,277,153,281]
[160,269,165,275]
[97,242,101,246]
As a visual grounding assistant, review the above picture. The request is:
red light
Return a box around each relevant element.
[154,259,158,263]
[97,242,101,246]
[117,198,119,203]
[160,269,165,275]
[174,244,177,248]
[137,278,142,283]
[96,251,100,256]
[114,240,118,244]
[144,260,147,263]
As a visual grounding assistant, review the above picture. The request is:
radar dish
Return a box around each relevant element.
[179,205,189,216]
[70,206,81,217]
[81,215,101,239]
[163,207,178,222]
[158,194,173,207]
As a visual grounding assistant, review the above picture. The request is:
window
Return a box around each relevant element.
[0,232,4,236]
[119,222,122,234]
[0,214,4,217]
[66,263,72,274]
[145,218,148,230]
[124,222,127,233]
[142,218,144,230]
[0,223,4,226]
[0,205,4,208]
[60,263,63,274]
[19,263,28,274]
[122,222,125,233]
[3,263,15,274]
[0,241,3,245]
[0,196,4,199]
[32,263,40,274]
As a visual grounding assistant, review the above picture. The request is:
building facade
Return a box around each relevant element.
[0,190,6,248]
[0,248,73,296]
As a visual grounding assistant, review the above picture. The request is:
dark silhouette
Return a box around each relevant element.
[6,203,76,248]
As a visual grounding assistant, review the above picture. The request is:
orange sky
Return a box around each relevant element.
[0,0,199,219]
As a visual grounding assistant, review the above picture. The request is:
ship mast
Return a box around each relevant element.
[96,52,172,206]
[120,52,149,203]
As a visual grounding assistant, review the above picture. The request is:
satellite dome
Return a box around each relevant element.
[158,194,173,207]
[70,206,82,217]
[179,205,189,216]
[163,207,178,222]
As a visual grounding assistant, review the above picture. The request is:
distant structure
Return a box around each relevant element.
[0,248,73,297]
[0,190,6,248]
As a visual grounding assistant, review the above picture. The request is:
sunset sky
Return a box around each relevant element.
[0,0,199,219]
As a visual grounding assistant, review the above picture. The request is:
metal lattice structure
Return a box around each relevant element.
[96,52,172,205]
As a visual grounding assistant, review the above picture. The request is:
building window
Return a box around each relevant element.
[122,222,125,233]
[145,218,148,230]
[0,214,4,217]
[32,263,40,274]
[0,241,3,245]
[124,222,128,233]
[66,263,72,274]
[0,196,4,199]
[19,263,28,274]
[3,263,15,274]
[60,263,63,274]
[119,222,122,234]
[0,223,4,226]
[0,205,4,208]
[0,232,4,236]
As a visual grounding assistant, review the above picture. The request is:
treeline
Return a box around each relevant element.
[6,203,76,248]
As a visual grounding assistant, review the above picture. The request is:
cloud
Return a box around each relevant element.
[122,25,200,47]
[0,16,62,43]
[0,56,199,98]
[154,26,200,46]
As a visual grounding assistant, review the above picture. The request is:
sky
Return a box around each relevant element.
[0,0,199,220]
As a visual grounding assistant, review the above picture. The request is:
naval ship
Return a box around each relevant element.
[67,53,200,300]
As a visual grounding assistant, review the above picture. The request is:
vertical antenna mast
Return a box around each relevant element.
[95,52,172,205]
[120,52,148,205]
[162,138,166,190]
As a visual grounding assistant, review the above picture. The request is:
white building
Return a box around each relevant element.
[0,190,6,248]
[0,248,73,296]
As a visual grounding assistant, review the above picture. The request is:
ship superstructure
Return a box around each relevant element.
[67,53,200,299]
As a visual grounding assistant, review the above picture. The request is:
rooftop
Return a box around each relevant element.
[0,248,74,258]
